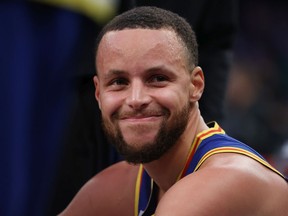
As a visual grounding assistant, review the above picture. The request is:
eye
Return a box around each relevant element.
[111,78,128,86]
[148,74,169,86]
[151,74,168,82]
[107,77,128,90]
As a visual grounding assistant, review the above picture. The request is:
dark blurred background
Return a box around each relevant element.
[0,0,287,215]
[222,0,288,173]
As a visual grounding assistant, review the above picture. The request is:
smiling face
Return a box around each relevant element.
[94,28,202,163]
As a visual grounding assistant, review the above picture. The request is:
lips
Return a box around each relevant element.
[117,111,164,120]
[112,108,169,123]
[121,113,161,120]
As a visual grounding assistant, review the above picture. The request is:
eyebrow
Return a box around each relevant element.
[103,69,127,79]
[144,65,176,77]
[103,65,175,79]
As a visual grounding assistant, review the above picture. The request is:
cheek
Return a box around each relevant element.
[155,88,188,111]
[99,93,122,117]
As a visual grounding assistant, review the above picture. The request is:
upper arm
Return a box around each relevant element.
[155,156,274,216]
[59,161,139,216]
[59,178,99,216]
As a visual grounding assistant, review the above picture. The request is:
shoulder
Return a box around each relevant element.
[155,153,288,216]
[59,161,139,216]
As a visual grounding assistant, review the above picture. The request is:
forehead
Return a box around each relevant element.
[96,29,186,72]
[100,28,180,48]
[98,28,183,55]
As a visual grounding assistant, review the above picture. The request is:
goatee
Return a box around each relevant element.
[102,103,190,164]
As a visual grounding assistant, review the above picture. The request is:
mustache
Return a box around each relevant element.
[113,109,169,119]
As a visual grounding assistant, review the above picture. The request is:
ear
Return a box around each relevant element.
[189,66,205,102]
[93,75,102,110]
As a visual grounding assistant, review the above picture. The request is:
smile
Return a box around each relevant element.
[120,115,162,123]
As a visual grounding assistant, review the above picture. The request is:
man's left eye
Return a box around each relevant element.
[150,75,168,82]
[111,78,128,86]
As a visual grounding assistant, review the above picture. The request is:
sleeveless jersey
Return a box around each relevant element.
[134,122,288,216]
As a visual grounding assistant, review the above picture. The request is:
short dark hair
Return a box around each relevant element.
[95,6,198,71]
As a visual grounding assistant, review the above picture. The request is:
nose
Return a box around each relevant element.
[125,80,151,110]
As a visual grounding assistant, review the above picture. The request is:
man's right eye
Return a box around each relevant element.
[106,78,129,90]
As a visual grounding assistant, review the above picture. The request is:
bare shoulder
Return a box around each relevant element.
[156,153,288,216]
[59,161,139,216]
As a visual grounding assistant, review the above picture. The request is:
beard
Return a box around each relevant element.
[102,103,190,164]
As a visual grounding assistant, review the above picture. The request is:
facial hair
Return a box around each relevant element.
[102,103,190,164]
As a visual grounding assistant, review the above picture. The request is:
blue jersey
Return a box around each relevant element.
[134,122,288,216]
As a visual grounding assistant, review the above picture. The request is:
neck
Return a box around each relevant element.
[142,110,208,196]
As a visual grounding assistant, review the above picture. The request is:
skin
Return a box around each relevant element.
[59,29,288,216]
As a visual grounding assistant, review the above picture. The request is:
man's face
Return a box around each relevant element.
[94,29,194,163]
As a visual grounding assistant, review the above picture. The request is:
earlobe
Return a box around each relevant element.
[190,66,205,102]
[93,75,101,110]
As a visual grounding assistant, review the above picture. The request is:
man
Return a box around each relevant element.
[60,6,288,216]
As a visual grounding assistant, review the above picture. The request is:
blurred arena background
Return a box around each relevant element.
[222,0,288,176]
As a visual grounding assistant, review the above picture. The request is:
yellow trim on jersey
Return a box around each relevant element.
[177,122,225,180]
[197,122,225,140]
[135,165,143,216]
[135,164,155,216]
[194,147,285,178]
